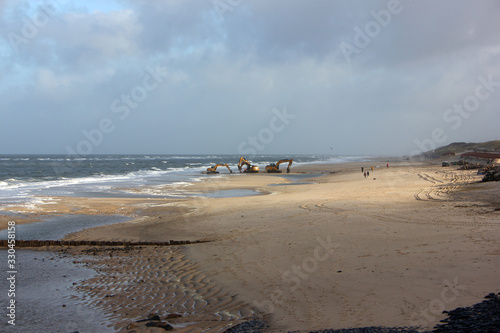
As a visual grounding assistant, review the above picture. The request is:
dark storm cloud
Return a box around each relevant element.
[0,0,499,155]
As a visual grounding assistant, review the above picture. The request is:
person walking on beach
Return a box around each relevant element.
[371,166,374,171]
[367,171,370,177]
[362,167,364,173]
[364,172,366,178]
[387,163,389,168]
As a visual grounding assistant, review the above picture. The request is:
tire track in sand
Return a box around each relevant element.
[299,200,500,227]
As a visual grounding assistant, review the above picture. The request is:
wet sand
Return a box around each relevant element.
[0,250,113,332]
[1,159,499,332]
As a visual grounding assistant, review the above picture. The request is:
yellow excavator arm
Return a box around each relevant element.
[265,159,293,173]
[207,163,232,174]
[237,157,259,173]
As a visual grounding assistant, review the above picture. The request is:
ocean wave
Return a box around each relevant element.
[265,155,372,169]
[0,178,27,189]
[0,155,370,201]
[38,158,66,161]
[168,155,222,160]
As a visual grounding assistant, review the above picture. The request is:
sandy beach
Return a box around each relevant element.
[2,159,500,332]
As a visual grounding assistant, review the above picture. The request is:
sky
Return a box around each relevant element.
[1,0,499,156]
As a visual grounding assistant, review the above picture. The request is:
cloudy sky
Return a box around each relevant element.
[1,0,499,156]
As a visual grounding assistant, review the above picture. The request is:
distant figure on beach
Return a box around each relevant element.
[362,167,364,173]
[367,171,370,177]
[364,172,366,178]
[371,166,374,171]
[387,163,389,168]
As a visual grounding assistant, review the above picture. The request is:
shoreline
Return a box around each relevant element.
[1,159,499,331]
[0,155,393,227]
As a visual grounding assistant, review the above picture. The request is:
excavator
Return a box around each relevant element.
[237,157,259,173]
[206,164,233,174]
[265,159,293,173]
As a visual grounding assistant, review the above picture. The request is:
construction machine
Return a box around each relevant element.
[237,157,259,173]
[265,159,293,173]
[207,164,232,174]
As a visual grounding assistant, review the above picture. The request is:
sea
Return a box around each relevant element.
[0,154,370,209]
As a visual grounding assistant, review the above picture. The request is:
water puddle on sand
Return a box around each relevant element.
[0,215,131,240]
[0,250,114,332]
[199,189,263,198]
[268,182,315,186]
